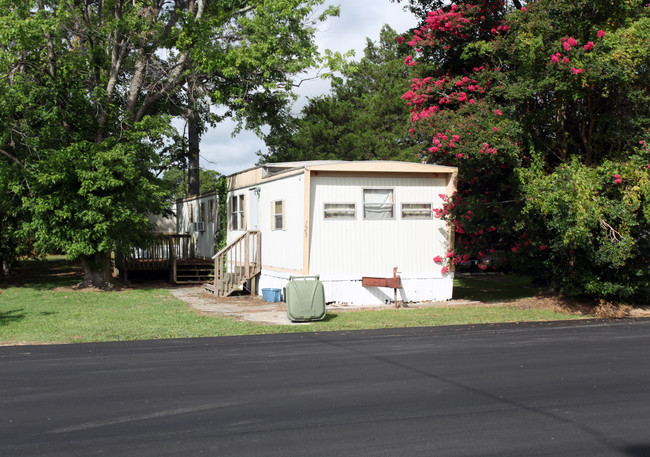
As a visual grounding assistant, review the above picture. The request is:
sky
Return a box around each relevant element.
[197,1,418,176]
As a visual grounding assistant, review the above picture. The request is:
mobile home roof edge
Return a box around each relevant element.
[227,161,458,192]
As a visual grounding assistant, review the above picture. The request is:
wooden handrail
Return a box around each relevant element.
[213,231,261,297]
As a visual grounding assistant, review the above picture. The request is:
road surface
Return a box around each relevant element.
[2,319,650,456]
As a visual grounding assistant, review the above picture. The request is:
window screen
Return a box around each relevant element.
[401,203,433,219]
[363,189,394,220]
[324,203,356,220]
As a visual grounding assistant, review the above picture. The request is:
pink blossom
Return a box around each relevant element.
[441,266,448,274]
[571,67,583,74]
[433,255,443,263]
[494,109,502,116]
[456,153,463,159]
[404,56,417,67]
[493,127,498,132]
[452,135,460,142]
[551,54,560,63]
[584,42,594,51]
[562,41,572,51]
[539,245,548,251]
[478,263,487,271]
[562,57,570,64]
[396,36,405,44]
[521,6,527,12]
[597,30,606,38]
[446,251,455,258]
[568,37,578,47]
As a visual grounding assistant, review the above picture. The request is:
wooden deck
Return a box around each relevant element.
[115,234,214,284]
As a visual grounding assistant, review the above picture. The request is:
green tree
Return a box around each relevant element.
[260,25,419,163]
[401,0,650,301]
[161,167,222,201]
[0,0,336,286]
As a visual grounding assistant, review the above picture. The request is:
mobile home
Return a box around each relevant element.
[116,191,219,284]
[214,161,458,305]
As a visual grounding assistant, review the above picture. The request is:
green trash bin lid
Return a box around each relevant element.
[286,275,326,322]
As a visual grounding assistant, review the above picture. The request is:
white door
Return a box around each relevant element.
[248,188,259,230]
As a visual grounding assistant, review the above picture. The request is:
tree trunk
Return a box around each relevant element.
[78,252,114,289]
[187,108,201,196]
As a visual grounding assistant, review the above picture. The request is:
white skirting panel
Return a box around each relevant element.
[257,270,454,306]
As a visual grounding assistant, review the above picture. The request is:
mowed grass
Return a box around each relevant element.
[0,258,587,345]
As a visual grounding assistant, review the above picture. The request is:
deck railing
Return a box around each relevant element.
[118,234,193,270]
[213,231,261,297]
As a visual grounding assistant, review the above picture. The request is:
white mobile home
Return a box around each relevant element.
[217,161,457,305]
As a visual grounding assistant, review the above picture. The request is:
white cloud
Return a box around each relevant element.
[199,1,417,176]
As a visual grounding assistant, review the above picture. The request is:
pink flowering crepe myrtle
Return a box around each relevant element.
[549,30,606,75]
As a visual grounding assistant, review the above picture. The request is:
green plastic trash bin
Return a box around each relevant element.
[286,275,326,322]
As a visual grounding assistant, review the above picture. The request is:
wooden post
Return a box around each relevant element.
[169,236,176,283]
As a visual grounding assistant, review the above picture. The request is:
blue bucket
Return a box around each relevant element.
[262,288,282,302]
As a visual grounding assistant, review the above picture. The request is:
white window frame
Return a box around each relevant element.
[363,188,395,220]
[230,194,246,231]
[323,203,356,220]
[401,202,433,220]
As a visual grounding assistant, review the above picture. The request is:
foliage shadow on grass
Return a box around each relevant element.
[0,309,26,326]
[1,257,83,290]
[453,275,543,302]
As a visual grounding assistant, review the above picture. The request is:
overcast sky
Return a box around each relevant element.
[198,1,418,176]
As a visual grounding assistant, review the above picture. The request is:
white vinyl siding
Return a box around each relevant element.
[309,175,449,276]
[363,188,394,220]
[324,203,356,220]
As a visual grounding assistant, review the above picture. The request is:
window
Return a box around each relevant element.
[200,202,206,222]
[401,203,433,220]
[324,203,356,220]
[363,188,394,220]
[272,200,285,230]
[230,194,245,230]
[208,199,215,223]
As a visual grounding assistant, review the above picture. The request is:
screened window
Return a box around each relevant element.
[200,202,206,222]
[230,194,245,230]
[272,200,285,230]
[363,188,394,220]
[324,203,356,220]
[401,203,433,220]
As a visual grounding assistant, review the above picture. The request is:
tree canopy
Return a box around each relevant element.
[0,0,336,285]
[400,0,650,300]
[260,25,420,164]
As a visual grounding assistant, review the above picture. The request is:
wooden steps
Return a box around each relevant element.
[173,260,214,285]
[209,231,261,297]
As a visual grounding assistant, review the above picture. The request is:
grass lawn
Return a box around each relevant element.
[0,258,588,345]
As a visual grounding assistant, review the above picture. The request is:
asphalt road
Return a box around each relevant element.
[2,319,650,457]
